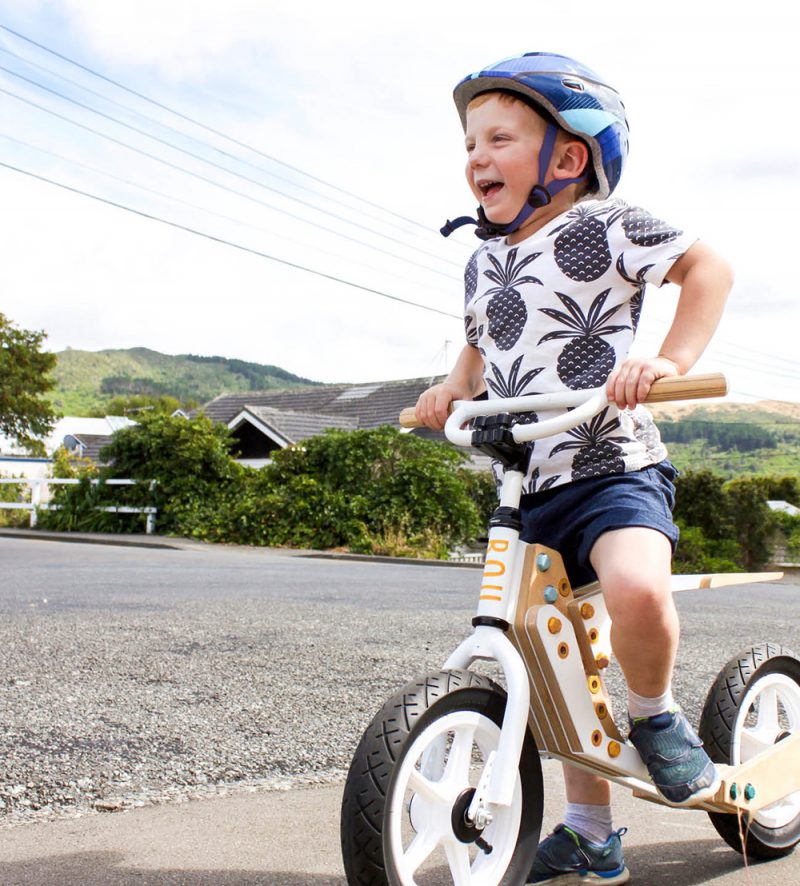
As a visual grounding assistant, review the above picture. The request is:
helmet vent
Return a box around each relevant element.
[562,78,585,92]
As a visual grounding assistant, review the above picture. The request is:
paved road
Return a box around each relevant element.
[1,535,799,884]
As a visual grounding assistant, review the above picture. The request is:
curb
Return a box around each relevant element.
[300,551,483,568]
[0,529,486,566]
[0,528,182,550]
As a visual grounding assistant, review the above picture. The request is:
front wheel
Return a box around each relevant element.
[341,669,543,885]
[699,643,800,859]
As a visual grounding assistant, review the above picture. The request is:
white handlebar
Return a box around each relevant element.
[444,387,609,447]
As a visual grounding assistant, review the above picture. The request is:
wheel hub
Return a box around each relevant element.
[451,787,483,844]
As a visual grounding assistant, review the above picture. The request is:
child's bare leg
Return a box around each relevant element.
[589,526,677,697]
[559,527,675,812]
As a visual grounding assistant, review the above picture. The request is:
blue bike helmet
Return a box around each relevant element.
[441,52,630,239]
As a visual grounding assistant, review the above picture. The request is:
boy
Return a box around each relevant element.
[415,52,733,884]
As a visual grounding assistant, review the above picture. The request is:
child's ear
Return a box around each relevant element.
[553,139,589,180]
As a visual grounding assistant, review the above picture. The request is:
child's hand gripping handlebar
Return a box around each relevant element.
[399,373,728,447]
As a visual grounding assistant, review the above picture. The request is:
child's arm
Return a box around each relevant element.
[415,344,485,430]
[607,241,733,409]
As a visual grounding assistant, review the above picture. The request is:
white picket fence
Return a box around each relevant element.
[0,478,157,534]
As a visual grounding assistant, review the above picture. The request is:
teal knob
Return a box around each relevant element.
[544,585,558,603]
[536,553,552,572]
[729,783,738,800]
[744,784,756,801]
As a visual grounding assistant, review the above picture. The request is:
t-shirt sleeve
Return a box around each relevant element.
[613,205,697,288]
[463,247,482,346]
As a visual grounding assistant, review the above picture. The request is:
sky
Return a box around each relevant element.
[0,1,798,404]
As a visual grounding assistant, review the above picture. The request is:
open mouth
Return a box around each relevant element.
[478,180,504,199]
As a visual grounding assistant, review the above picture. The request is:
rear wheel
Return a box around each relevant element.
[341,669,543,885]
[699,643,800,859]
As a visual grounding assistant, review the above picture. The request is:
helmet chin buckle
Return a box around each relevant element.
[528,184,552,209]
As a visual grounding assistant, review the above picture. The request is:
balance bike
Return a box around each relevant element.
[340,374,800,885]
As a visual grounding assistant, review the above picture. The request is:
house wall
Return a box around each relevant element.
[0,456,52,481]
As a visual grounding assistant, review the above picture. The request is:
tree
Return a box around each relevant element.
[0,313,57,452]
[673,470,732,540]
[724,476,779,570]
[259,426,483,557]
[98,413,242,535]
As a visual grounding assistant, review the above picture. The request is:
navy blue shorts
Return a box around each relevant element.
[518,461,680,588]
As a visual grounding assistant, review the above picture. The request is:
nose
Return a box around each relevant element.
[468,141,488,169]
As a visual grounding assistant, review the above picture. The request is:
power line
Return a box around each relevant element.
[0,23,446,236]
[0,63,463,271]
[0,131,457,299]
[0,43,438,244]
[0,159,462,321]
[0,85,463,285]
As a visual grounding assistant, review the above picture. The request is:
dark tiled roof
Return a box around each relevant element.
[201,376,494,472]
[202,376,447,429]
[234,406,358,443]
[65,434,114,463]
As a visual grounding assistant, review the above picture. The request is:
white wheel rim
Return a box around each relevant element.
[387,710,523,885]
[732,672,800,829]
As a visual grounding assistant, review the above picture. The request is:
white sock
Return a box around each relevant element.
[627,686,675,720]
[563,802,614,844]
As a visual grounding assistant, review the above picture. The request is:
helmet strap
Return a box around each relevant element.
[440,123,587,240]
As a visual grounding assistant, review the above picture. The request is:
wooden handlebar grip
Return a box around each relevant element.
[642,373,728,403]
[399,407,424,429]
[398,373,727,426]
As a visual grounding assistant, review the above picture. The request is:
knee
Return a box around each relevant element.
[603,571,674,627]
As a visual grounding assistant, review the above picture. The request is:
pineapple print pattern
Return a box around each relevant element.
[538,289,629,389]
[522,466,561,496]
[551,203,627,282]
[462,197,694,491]
[622,207,681,247]
[476,248,542,351]
[464,247,484,305]
[550,408,630,480]
[486,356,545,426]
[616,253,654,333]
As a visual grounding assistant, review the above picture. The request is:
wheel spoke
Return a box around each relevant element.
[740,725,774,760]
[408,767,449,805]
[403,830,441,876]
[420,735,447,781]
[755,687,781,738]
[444,724,477,785]
[444,840,473,885]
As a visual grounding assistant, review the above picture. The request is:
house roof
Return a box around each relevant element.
[768,500,800,517]
[63,433,114,462]
[202,376,493,471]
[202,376,447,429]
[230,406,358,444]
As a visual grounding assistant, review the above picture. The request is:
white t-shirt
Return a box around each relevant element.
[463,197,696,493]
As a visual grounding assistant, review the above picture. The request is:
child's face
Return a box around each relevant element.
[464,94,549,226]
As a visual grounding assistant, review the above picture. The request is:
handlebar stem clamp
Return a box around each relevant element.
[470,414,531,471]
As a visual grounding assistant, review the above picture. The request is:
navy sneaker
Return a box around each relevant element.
[527,823,629,884]
[628,709,719,806]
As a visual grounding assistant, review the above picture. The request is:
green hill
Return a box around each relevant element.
[50,348,320,415]
[649,400,800,478]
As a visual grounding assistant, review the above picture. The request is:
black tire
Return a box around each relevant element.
[699,643,800,860]
[341,669,543,885]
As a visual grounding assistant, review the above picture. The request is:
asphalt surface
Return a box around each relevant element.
[1,533,799,884]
